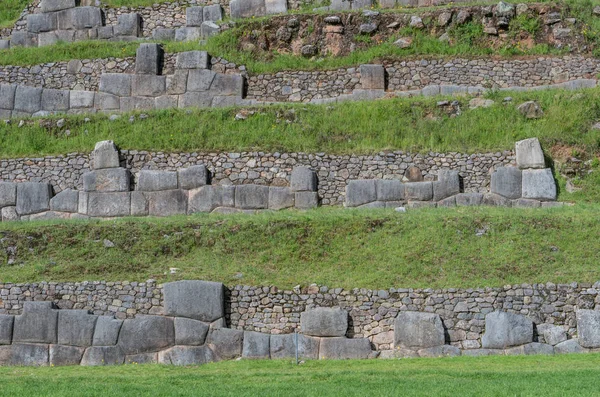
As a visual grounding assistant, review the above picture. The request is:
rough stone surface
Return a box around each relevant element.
[81,346,125,366]
[319,337,372,359]
[174,317,209,346]
[270,334,320,360]
[376,179,404,201]
[491,166,522,199]
[176,51,210,70]
[0,344,49,366]
[576,310,600,348]
[432,169,459,201]
[83,168,131,192]
[404,182,433,201]
[207,328,243,360]
[99,74,132,97]
[14,86,42,114]
[554,339,586,354]
[93,316,123,346]
[242,331,270,359]
[418,345,461,357]
[301,308,347,337]
[235,185,269,209]
[137,170,178,191]
[521,169,556,201]
[360,64,385,90]
[92,141,120,169]
[515,138,545,169]
[481,311,533,349]
[158,345,215,365]
[178,165,208,190]
[269,187,295,210]
[87,192,131,217]
[290,167,317,192]
[163,280,225,322]
[230,0,266,18]
[0,315,14,345]
[0,182,17,207]
[345,179,376,207]
[394,312,445,349]
[58,310,98,347]
[13,302,58,344]
[537,323,567,346]
[118,316,174,354]
[135,44,164,75]
[16,183,52,215]
[50,345,85,366]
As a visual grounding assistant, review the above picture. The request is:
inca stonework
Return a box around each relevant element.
[0,149,515,205]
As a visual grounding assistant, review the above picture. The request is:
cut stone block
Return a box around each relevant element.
[330,0,352,10]
[167,70,189,95]
[58,7,103,30]
[522,169,556,201]
[163,280,225,322]
[404,182,433,201]
[0,344,49,366]
[0,84,17,110]
[242,331,270,359]
[70,90,95,109]
[210,73,244,97]
[81,346,125,366]
[13,302,58,344]
[175,318,210,346]
[178,165,208,190]
[188,185,235,213]
[455,192,484,206]
[155,95,179,110]
[175,27,203,42]
[291,166,317,191]
[83,168,131,192]
[97,26,114,39]
[513,198,541,208]
[152,28,176,41]
[207,328,244,360]
[270,334,320,360]
[266,0,287,14]
[130,191,148,216]
[135,43,163,75]
[376,179,404,201]
[41,88,69,111]
[131,75,166,97]
[10,31,38,48]
[187,69,216,91]
[201,21,220,38]
[2,206,18,221]
[481,311,533,349]
[230,0,266,18]
[50,345,85,366]
[186,6,204,27]
[536,324,567,346]
[516,137,545,169]
[158,345,215,365]
[137,170,178,191]
[0,182,17,207]
[269,187,295,210]
[418,345,461,358]
[87,192,130,217]
[41,0,77,13]
[114,13,141,37]
[118,316,174,355]
[360,64,385,90]
[433,169,460,201]
[491,166,522,199]
[14,86,43,114]
[99,74,132,97]
[16,182,52,215]
[295,191,318,209]
[483,193,512,207]
[505,342,554,356]
[92,140,120,169]
[58,310,98,347]
[319,337,372,359]
[27,13,58,33]
[0,315,14,345]
[49,188,79,212]
[126,352,157,364]
[178,91,214,108]
[147,189,188,217]
[345,179,376,207]
[203,4,223,21]
[576,310,600,348]
[93,316,123,346]
[301,307,347,337]
[120,96,155,112]
[394,311,445,349]
[94,92,120,110]
[555,339,586,354]
[235,185,269,209]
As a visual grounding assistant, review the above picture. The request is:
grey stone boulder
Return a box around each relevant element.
[125,352,157,364]
[147,189,188,217]
[152,28,176,41]
[115,13,141,37]
[517,101,544,119]
[515,137,545,169]
[204,4,223,21]
[0,315,14,344]
[27,13,58,33]
[491,167,522,199]
[483,193,512,207]
[175,27,203,42]
[41,0,77,13]
[93,316,123,346]
[319,337,372,359]
[505,342,554,355]
[481,311,533,349]
[135,43,164,75]
[201,21,220,38]
[158,345,216,365]
[186,6,204,27]
[83,168,131,192]
[87,192,130,217]
[360,64,385,90]
[207,328,244,360]
[70,90,96,109]
[13,302,58,344]
[50,345,86,366]
[99,74,132,97]
[394,311,445,349]
[137,170,178,191]
[163,280,225,322]
[118,316,174,354]
[295,191,319,209]
[42,89,70,111]
[0,182,17,207]
[417,345,460,358]
[210,73,244,97]
[187,69,216,92]
[230,0,266,18]
[176,51,210,69]
[235,185,269,209]
[175,318,209,346]
[50,189,79,212]
[178,165,208,190]
[404,182,433,201]
[16,182,52,215]
[345,180,376,207]
[291,167,317,191]
[58,6,102,30]
[2,207,19,222]
[555,339,587,354]
[270,334,320,360]
[242,331,270,359]
[130,191,149,216]
[522,169,556,201]
[92,140,120,169]
[455,193,484,206]
[461,348,504,357]
[536,324,567,346]
[432,170,460,201]
[14,86,43,114]
[81,346,125,366]
[94,93,120,111]
[10,31,38,48]
[301,307,347,337]
[58,310,98,347]
[131,75,166,97]
[0,84,16,110]
[188,185,235,213]
[269,187,295,210]
[0,344,49,366]
[376,180,404,201]
[167,70,189,95]
[576,310,600,348]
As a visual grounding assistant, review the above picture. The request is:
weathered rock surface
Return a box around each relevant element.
[394,312,445,349]
[242,331,270,359]
[301,308,347,337]
[118,316,174,354]
[481,311,533,349]
[319,337,372,359]
[163,280,224,322]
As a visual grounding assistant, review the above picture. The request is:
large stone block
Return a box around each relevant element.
[291,167,317,192]
[163,280,225,322]
[433,169,460,201]
[16,182,52,215]
[345,179,376,207]
[152,28,175,41]
[135,43,164,75]
[360,64,385,90]
[270,334,320,360]
[418,345,461,358]
[404,181,433,201]
[13,302,58,344]
[10,31,38,48]
[175,318,209,346]
[137,170,177,191]
[41,0,76,12]
[201,21,220,38]
[70,90,95,109]
[130,191,148,216]
[505,342,554,356]
[87,192,130,217]
[230,0,266,18]
[147,189,188,216]
[536,324,567,346]
[99,74,132,97]
[93,316,123,346]
[14,86,43,114]
[50,345,85,366]
[516,137,545,169]
[174,27,203,42]
[0,315,14,345]
[207,328,244,360]
[178,91,214,108]
[94,92,120,110]
[235,185,269,209]
[295,191,318,209]
[522,169,556,201]
[178,165,208,190]
[58,6,103,30]
[555,339,586,354]
[455,192,484,206]
[394,311,445,349]
[301,308,347,337]
[41,88,70,111]
[2,207,19,221]
[491,166,522,199]
[114,13,141,37]
[319,337,372,360]
[269,187,295,210]
[155,95,179,110]
[266,0,287,14]
[186,6,204,27]
[187,69,216,91]
[27,13,58,33]
[0,344,49,366]
[120,96,155,112]
[50,188,79,212]
[210,73,244,97]
[203,4,223,21]
[576,310,600,348]
[0,40,9,50]
[481,311,533,349]
[118,316,174,354]
[0,182,17,207]
[158,345,216,365]
[376,179,404,201]
[131,75,166,97]
[242,331,270,359]
[188,185,235,213]
[81,346,125,365]
[83,168,131,192]
[58,310,98,347]
[0,84,16,110]
[167,70,189,95]
[92,140,120,169]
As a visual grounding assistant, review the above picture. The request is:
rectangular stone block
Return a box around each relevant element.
[0,84,16,110]
[58,6,103,30]
[81,345,125,365]
[516,137,545,169]
[130,191,148,216]
[147,189,188,216]
[93,316,123,346]
[14,86,43,114]
[42,88,70,111]
[0,182,17,207]
[83,168,131,192]
[455,192,484,206]
[265,0,287,14]
[152,28,176,41]
[120,96,155,112]
[178,165,208,190]
[376,179,404,201]
[175,318,209,346]
[166,70,189,95]
[0,40,10,49]
[0,315,14,345]
[38,31,59,47]
[50,345,85,366]
[27,13,58,33]
[175,51,210,70]
[0,343,49,366]
[131,75,166,97]
[97,25,114,39]
[188,185,235,213]
[491,166,522,199]
[41,0,76,13]
[70,90,95,109]
[99,73,132,97]
[235,185,269,209]
[174,27,203,42]
[58,310,98,347]
[187,69,216,92]
[92,140,120,169]
[137,170,178,191]
[114,13,141,37]
[360,64,385,90]
[178,92,214,108]
[433,169,460,201]
[186,6,204,27]
[269,187,294,210]
[163,280,225,322]
[13,302,58,344]
[94,92,120,110]
[329,0,351,10]
[404,181,433,201]
[301,308,347,337]
[242,331,270,359]
[319,337,371,359]
[16,182,52,215]
[345,179,376,207]
[87,192,131,217]
[201,21,219,38]
[10,31,38,48]
[135,43,163,75]
[203,4,223,21]
[210,73,244,97]
[50,188,79,212]
[295,191,318,209]
[522,168,556,201]
[155,95,179,109]
[230,0,266,18]
[291,166,317,191]
[270,334,319,360]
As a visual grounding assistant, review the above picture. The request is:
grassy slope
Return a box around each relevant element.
[2,355,600,396]
[1,206,600,288]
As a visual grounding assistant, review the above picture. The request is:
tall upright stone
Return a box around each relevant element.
[135,43,164,75]
[92,140,120,170]
[515,138,545,169]
[163,280,225,322]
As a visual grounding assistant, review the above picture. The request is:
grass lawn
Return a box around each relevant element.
[1,205,600,288]
[1,354,600,396]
